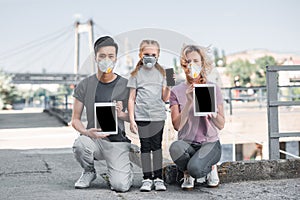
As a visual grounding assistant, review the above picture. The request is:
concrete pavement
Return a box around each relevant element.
[0,148,299,200]
[1,107,300,199]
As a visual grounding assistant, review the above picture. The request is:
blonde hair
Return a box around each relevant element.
[181,45,213,79]
[131,40,165,77]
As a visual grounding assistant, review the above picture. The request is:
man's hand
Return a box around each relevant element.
[116,101,123,117]
[130,121,138,134]
[85,128,109,139]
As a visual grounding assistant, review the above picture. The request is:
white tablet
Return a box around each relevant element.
[193,84,217,116]
[94,102,118,135]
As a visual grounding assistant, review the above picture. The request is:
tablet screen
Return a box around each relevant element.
[193,84,216,116]
[94,102,118,134]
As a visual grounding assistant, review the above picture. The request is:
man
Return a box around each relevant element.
[72,36,138,192]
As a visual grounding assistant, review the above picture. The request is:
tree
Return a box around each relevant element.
[0,70,23,108]
[225,59,255,87]
[252,56,277,86]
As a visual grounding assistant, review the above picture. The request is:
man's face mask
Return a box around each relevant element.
[142,55,157,68]
[97,59,115,73]
[188,62,202,78]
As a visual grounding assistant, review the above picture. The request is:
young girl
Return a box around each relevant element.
[127,40,170,192]
[169,45,225,190]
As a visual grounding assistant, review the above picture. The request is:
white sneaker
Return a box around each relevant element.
[207,165,219,188]
[140,179,153,192]
[75,171,97,189]
[154,178,166,191]
[181,173,194,190]
[196,176,206,184]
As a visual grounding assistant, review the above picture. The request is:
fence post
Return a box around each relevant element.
[229,88,233,115]
[65,94,68,110]
[266,66,280,159]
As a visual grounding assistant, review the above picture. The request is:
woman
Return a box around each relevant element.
[169,45,225,190]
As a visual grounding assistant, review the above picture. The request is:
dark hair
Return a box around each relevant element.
[94,36,118,55]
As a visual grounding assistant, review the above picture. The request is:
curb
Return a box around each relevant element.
[163,159,300,184]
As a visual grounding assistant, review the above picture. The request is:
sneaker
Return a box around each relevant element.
[154,178,166,191]
[140,179,153,192]
[196,176,206,184]
[207,165,219,188]
[75,171,97,189]
[181,173,194,190]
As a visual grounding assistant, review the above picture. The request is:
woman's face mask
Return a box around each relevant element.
[142,55,157,68]
[188,62,202,78]
[97,59,115,73]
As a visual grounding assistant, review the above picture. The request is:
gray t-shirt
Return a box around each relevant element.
[73,74,130,142]
[127,66,167,121]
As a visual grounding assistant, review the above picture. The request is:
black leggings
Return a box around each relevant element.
[136,121,165,180]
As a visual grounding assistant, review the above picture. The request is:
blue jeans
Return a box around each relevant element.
[169,140,221,178]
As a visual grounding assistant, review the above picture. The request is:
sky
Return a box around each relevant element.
[0,0,299,73]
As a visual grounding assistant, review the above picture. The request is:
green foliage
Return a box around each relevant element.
[226,59,255,86]
[0,70,23,107]
[225,56,277,86]
[253,56,277,86]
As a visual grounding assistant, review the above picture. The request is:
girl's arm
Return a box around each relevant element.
[128,88,138,134]
[162,86,171,102]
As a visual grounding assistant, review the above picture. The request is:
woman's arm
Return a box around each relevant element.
[171,84,193,131]
[209,104,225,130]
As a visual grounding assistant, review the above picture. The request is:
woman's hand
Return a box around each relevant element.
[85,128,109,139]
[186,84,194,103]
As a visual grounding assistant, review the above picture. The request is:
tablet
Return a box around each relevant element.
[193,84,217,116]
[94,102,118,135]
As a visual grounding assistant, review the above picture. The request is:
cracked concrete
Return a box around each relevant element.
[0,148,299,200]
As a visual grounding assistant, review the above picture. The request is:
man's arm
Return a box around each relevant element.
[71,98,108,139]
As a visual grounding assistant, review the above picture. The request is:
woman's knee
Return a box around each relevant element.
[169,140,189,160]
[187,160,208,178]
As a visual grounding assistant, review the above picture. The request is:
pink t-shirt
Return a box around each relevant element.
[169,82,223,144]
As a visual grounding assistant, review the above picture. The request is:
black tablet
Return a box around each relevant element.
[193,84,217,116]
[94,102,118,134]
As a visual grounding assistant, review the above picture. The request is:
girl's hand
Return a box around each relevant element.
[85,128,109,139]
[130,121,138,134]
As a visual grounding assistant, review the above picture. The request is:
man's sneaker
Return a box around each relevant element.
[140,179,153,192]
[181,173,194,190]
[154,178,166,191]
[207,165,219,188]
[75,171,97,189]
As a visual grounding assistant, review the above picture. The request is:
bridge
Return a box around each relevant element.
[10,73,88,84]
[0,20,300,199]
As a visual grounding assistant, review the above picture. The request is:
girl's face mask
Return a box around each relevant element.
[142,55,157,68]
[97,59,115,73]
[188,62,202,78]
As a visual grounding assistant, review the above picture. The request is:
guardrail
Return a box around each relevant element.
[266,65,300,159]
[44,93,72,125]
[222,85,300,115]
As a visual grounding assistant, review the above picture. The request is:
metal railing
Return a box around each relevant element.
[222,85,300,115]
[44,93,72,125]
[266,65,300,159]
